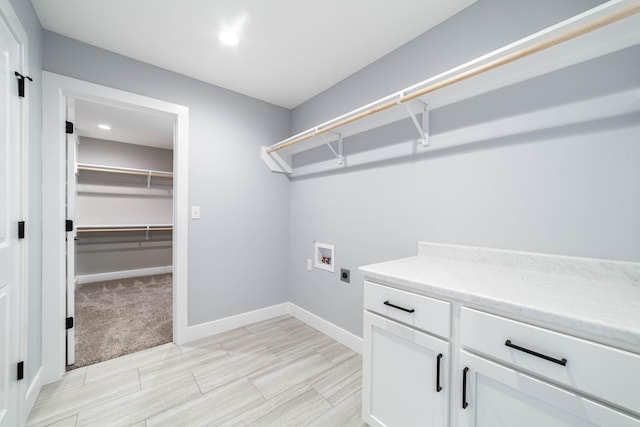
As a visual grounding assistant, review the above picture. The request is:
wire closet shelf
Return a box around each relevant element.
[260,0,640,176]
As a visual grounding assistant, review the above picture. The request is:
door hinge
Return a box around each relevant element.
[17,361,24,380]
[65,121,74,134]
[14,72,33,98]
[66,219,74,232]
[18,221,25,239]
[66,317,74,329]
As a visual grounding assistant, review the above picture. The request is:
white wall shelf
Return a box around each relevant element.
[76,224,173,240]
[261,0,640,176]
[76,224,173,231]
[77,162,173,187]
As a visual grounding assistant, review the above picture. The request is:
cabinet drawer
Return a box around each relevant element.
[460,307,640,415]
[364,281,450,339]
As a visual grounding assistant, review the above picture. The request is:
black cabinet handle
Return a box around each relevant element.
[383,300,415,313]
[505,340,567,366]
[462,367,469,409]
[436,353,443,392]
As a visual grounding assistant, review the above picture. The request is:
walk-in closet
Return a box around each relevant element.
[68,99,175,369]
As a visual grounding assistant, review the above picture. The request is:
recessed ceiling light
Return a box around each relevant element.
[98,124,111,130]
[218,31,239,46]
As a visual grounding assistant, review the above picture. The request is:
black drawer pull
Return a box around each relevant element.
[462,367,469,409]
[383,300,415,313]
[436,353,443,392]
[505,340,567,366]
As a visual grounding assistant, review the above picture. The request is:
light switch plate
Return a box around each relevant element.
[306,259,312,271]
[191,206,200,219]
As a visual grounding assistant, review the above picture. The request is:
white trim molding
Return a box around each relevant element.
[288,303,363,355]
[185,302,363,355]
[75,266,173,286]
[25,367,43,416]
[42,72,189,385]
[186,303,290,342]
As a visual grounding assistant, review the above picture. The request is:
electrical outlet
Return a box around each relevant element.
[306,259,312,272]
[340,268,350,283]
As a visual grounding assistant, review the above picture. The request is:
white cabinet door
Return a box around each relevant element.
[457,350,640,427]
[0,5,24,426]
[363,311,449,427]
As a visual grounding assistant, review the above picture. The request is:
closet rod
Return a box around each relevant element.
[267,2,640,154]
[77,226,173,233]
[77,165,173,179]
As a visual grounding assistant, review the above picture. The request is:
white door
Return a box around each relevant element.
[0,8,23,427]
[65,98,76,366]
[457,350,640,427]
[363,311,449,427]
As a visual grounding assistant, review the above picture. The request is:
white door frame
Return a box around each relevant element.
[42,72,189,384]
[64,98,76,366]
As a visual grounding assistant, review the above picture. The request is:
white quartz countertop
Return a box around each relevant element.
[359,243,640,351]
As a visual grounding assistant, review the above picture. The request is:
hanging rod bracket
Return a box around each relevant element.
[322,132,344,165]
[405,101,429,147]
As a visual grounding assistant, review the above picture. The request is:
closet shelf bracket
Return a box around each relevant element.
[260,146,293,174]
[323,132,344,165]
[405,100,429,147]
[147,171,152,188]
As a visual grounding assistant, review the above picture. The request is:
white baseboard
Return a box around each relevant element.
[186,303,289,342]
[25,366,43,419]
[184,301,363,354]
[76,266,173,286]
[288,303,363,355]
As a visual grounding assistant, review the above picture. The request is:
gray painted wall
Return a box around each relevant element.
[78,137,174,172]
[292,0,606,131]
[43,31,291,326]
[287,0,640,338]
[9,0,43,388]
[75,138,173,277]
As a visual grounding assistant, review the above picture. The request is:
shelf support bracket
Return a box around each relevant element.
[145,225,150,240]
[405,101,429,147]
[322,132,344,165]
[261,147,292,174]
[147,171,152,188]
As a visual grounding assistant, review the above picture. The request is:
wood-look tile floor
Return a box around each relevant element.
[28,315,366,427]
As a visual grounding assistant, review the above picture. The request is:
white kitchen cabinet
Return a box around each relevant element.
[360,242,640,426]
[457,350,640,427]
[363,311,449,427]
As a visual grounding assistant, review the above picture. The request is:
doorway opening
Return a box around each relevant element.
[42,72,189,384]
[66,99,175,369]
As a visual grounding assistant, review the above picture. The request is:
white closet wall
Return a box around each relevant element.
[75,137,173,282]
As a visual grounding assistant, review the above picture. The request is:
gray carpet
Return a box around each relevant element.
[70,273,173,370]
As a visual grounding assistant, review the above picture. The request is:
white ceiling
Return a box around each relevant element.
[75,100,174,150]
[32,0,475,109]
